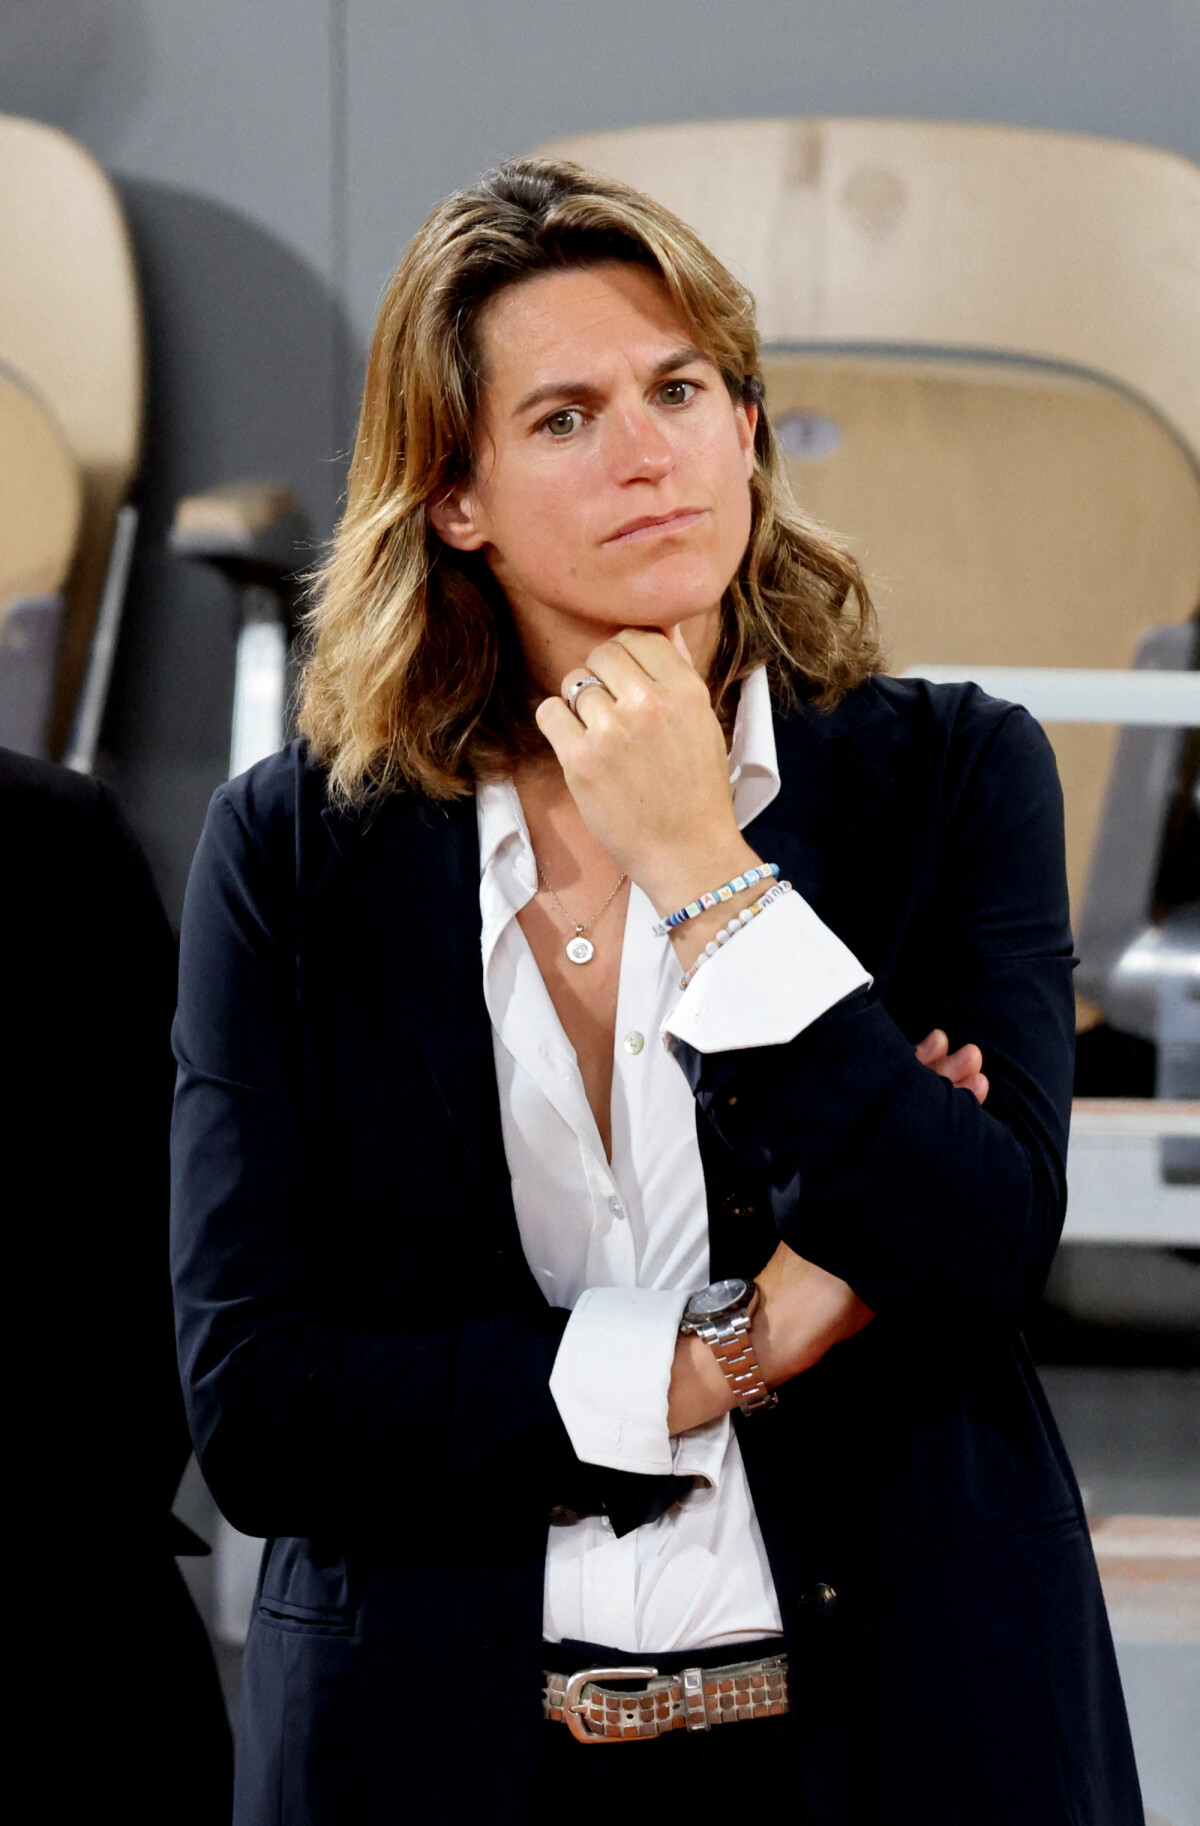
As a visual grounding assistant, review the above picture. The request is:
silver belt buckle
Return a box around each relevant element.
[563,1664,660,1743]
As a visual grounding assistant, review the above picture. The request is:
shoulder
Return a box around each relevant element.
[851,677,1066,894]
[183,742,329,933]
[857,671,1039,745]
[0,749,169,960]
[0,743,107,831]
[212,738,320,832]
[808,671,1053,777]
[195,739,439,913]
[0,743,150,879]
[777,673,1060,851]
[908,676,1059,801]
[869,673,1061,814]
[203,739,348,883]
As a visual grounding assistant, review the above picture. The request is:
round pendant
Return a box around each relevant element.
[565,935,595,964]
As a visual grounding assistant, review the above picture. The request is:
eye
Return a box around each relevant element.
[658,379,697,406]
[543,408,582,438]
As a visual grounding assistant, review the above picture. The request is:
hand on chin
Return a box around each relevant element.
[532,620,754,913]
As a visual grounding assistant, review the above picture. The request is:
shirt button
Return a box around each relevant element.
[608,1196,626,1221]
[623,1030,645,1055]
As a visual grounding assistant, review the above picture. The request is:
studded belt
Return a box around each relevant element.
[543,1652,789,1743]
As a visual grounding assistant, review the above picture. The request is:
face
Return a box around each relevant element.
[427,262,757,681]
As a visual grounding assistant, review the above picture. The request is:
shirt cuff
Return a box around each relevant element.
[662,887,873,1055]
[669,1409,731,1510]
[549,1285,690,1475]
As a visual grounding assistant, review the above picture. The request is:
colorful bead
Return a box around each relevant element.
[651,864,780,937]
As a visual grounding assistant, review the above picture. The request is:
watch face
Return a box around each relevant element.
[686,1277,751,1320]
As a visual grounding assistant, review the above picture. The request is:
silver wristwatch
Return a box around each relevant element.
[679,1278,778,1414]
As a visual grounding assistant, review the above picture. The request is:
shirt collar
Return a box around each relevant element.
[476,663,780,878]
[727,663,781,831]
[477,771,533,886]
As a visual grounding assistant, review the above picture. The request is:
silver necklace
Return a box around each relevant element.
[535,858,627,964]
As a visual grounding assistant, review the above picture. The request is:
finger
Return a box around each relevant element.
[925,1040,982,1082]
[611,624,695,683]
[915,1029,948,1063]
[558,668,613,715]
[572,688,618,731]
[946,1043,983,1078]
[956,1071,989,1106]
[535,694,589,763]
[570,640,651,702]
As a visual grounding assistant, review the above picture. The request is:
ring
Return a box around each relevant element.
[565,675,608,717]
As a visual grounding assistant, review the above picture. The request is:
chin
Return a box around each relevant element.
[617,566,732,624]
[612,602,717,631]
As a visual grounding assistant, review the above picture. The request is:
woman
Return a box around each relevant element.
[170,158,1141,1824]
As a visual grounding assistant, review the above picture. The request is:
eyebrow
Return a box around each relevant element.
[510,344,712,420]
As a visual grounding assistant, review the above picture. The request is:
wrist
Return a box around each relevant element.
[678,1278,779,1417]
[646,844,770,972]
[733,1282,779,1392]
[668,1331,736,1434]
[640,839,763,921]
[747,1290,781,1390]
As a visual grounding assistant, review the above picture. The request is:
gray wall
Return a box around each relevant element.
[3,0,1200,912]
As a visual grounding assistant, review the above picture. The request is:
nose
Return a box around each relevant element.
[608,401,673,484]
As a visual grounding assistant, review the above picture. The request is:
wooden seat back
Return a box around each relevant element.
[0,113,142,750]
[0,365,83,605]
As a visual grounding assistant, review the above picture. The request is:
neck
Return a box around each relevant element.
[509,599,723,699]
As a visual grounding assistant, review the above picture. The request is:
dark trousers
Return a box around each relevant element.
[533,1635,812,1824]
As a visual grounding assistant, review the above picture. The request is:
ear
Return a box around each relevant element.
[737,400,759,480]
[427,485,488,551]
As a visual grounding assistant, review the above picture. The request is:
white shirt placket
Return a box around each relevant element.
[477,666,874,1652]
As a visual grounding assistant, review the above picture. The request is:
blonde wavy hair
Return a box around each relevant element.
[299,155,887,803]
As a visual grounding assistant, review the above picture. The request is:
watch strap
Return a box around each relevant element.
[693,1307,778,1415]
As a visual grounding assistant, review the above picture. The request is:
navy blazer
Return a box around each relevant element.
[171,673,1142,1826]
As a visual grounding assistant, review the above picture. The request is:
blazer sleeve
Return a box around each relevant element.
[171,785,688,1539]
[669,700,1080,1333]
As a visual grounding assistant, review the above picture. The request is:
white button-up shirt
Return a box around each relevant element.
[476,666,873,1652]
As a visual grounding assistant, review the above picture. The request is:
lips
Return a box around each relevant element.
[603,508,706,544]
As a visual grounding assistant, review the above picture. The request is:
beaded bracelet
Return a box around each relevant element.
[651,863,780,937]
[678,880,794,989]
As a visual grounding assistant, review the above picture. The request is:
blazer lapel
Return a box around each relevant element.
[321,788,514,1218]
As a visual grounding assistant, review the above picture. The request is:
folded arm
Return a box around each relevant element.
[662,1026,988,1434]
[537,637,1075,1433]
[656,709,1074,1440]
[667,704,1077,1336]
